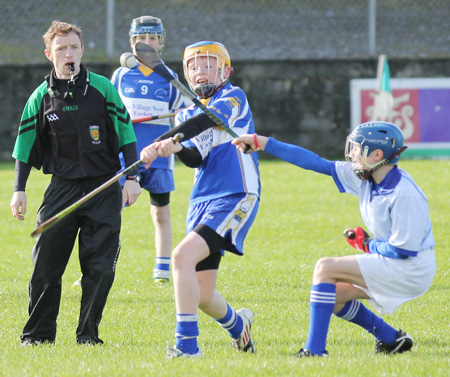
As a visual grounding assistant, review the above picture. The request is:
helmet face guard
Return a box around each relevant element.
[183,41,232,98]
[130,16,165,54]
[345,121,406,180]
[345,136,370,179]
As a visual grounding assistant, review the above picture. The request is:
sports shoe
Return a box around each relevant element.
[72,277,82,286]
[166,344,203,358]
[21,338,54,346]
[295,348,329,357]
[232,308,256,353]
[376,330,413,355]
[153,269,170,283]
[77,337,104,345]
[154,277,170,284]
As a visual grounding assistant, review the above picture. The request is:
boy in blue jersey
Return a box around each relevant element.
[111,16,185,283]
[140,41,261,358]
[233,122,436,357]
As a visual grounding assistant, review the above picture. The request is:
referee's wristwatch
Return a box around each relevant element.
[126,174,141,184]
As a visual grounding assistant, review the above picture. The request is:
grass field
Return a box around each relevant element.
[0,159,449,377]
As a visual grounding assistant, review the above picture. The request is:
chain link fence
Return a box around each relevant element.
[1,0,449,64]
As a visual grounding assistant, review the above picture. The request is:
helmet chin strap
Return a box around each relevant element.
[193,68,229,99]
[357,146,408,180]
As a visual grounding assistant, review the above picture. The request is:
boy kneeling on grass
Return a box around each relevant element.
[233,121,436,357]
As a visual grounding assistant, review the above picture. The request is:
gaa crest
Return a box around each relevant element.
[89,125,101,144]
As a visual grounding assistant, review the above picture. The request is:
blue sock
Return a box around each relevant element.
[304,283,336,355]
[335,300,397,343]
[215,304,243,339]
[175,314,199,354]
[155,257,170,272]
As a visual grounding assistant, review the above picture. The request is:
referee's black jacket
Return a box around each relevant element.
[12,64,137,180]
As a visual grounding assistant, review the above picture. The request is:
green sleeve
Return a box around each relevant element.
[12,82,47,165]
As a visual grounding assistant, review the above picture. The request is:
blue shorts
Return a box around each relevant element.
[186,193,259,256]
[120,168,174,194]
[140,168,174,194]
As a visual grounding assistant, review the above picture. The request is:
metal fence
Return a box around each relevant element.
[1,0,449,64]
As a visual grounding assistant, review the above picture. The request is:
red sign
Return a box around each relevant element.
[360,89,420,143]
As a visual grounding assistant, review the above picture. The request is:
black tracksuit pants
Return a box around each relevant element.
[21,175,122,343]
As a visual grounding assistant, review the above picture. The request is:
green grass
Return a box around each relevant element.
[0,159,449,376]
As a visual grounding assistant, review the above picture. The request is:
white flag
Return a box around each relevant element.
[372,55,394,121]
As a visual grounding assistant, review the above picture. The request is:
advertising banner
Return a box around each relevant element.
[350,78,450,158]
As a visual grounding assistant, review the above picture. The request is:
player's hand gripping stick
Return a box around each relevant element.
[343,226,372,253]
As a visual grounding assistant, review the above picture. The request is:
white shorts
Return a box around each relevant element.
[356,249,436,315]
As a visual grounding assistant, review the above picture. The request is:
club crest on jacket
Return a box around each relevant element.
[89,125,101,144]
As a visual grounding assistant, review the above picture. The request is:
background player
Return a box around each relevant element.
[140,41,260,357]
[111,16,185,283]
[10,20,140,345]
[233,122,436,357]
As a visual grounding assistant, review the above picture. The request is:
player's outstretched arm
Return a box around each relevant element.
[235,134,335,176]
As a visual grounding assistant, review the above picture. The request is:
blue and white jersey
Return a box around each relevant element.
[111,62,184,170]
[177,82,260,205]
[333,162,435,254]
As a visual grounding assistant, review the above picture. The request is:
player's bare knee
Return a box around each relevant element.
[171,247,183,270]
[313,257,334,281]
[172,246,195,271]
[151,205,170,224]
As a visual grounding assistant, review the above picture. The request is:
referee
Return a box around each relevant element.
[10,20,141,345]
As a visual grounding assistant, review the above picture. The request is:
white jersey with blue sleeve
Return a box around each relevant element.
[335,163,436,314]
[111,63,184,170]
[333,162,435,255]
[177,83,260,205]
[264,137,435,314]
[264,137,435,256]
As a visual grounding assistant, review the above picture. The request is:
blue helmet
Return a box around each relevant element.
[129,16,165,54]
[345,121,406,179]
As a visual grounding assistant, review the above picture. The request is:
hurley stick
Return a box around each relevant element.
[132,112,175,124]
[30,133,184,237]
